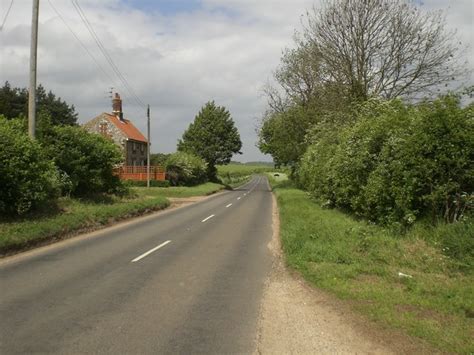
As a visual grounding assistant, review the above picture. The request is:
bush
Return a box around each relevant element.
[0,116,60,215]
[362,96,473,224]
[299,96,474,225]
[43,126,125,196]
[165,152,207,186]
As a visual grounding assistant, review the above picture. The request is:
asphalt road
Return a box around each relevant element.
[0,176,273,354]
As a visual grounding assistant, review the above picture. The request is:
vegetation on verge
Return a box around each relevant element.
[298,96,473,226]
[0,182,226,255]
[270,177,473,354]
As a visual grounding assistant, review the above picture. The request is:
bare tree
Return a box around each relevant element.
[274,41,326,106]
[303,0,467,100]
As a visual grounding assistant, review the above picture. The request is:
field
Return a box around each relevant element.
[269,176,474,354]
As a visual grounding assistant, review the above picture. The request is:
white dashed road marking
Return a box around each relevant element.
[201,214,215,223]
[131,240,171,263]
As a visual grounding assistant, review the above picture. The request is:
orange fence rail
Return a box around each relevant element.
[115,166,166,181]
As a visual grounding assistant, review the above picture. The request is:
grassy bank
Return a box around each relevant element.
[0,182,226,255]
[271,179,473,353]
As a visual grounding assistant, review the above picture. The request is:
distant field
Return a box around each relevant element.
[217,163,276,177]
[217,163,280,187]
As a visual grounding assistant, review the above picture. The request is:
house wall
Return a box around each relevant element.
[83,114,127,150]
[125,140,147,166]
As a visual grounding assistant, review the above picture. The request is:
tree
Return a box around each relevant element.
[303,0,466,100]
[178,101,242,179]
[0,82,78,125]
[258,105,316,169]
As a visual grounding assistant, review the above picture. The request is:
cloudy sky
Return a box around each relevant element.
[0,0,472,162]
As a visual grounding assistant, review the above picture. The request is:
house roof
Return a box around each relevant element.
[104,113,147,143]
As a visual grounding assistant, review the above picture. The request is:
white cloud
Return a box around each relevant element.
[0,0,472,161]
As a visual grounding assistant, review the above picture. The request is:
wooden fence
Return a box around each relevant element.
[115,166,166,181]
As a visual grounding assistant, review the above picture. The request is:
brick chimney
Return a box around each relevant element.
[112,93,124,121]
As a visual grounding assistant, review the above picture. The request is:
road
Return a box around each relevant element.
[0,176,273,354]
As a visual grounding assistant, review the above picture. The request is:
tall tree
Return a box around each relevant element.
[303,0,465,100]
[0,81,78,125]
[178,101,242,179]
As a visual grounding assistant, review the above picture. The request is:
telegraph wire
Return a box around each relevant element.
[47,0,144,119]
[47,0,118,88]
[70,0,147,111]
[0,0,14,32]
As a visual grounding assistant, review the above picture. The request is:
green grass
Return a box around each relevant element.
[0,182,226,255]
[133,182,225,198]
[272,181,474,354]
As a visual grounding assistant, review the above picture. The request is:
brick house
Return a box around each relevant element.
[84,93,148,166]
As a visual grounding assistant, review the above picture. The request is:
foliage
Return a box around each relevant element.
[178,101,242,179]
[42,126,125,196]
[299,96,474,225]
[0,116,60,215]
[150,153,170,166]
[258,105,315,169]
[0,81,78,125]
[164,151,208,186]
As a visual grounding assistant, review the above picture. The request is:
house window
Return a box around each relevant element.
[140,143,144,152]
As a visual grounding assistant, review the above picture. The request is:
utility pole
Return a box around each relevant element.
[147,104,151,188]
[28,0,40,139]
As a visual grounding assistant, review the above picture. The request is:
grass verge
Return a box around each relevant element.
[271,180,474,354]
[132,182,225,198]
[0,182,226,256]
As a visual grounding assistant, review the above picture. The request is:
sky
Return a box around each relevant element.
[0,0,473,162]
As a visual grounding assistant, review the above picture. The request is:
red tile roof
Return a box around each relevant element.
[104,113,147,143]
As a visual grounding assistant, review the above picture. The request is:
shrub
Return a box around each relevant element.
[299,96,473,225]
[363,96,473,224]
[43,126,125,196]
[165,152,207,186]
[0,116,60,215]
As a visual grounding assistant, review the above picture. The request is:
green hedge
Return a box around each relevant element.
[299,96,473,225]
[0,116,60,215]
[43,126,125,196]
[165,151,208,186]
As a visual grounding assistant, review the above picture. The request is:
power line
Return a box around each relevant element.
[47,0,117,87]
[47,0,145,119]
[0,0,14,32]
[70,0,147,111]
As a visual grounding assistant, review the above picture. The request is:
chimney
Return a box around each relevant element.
[112,93,124,121]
